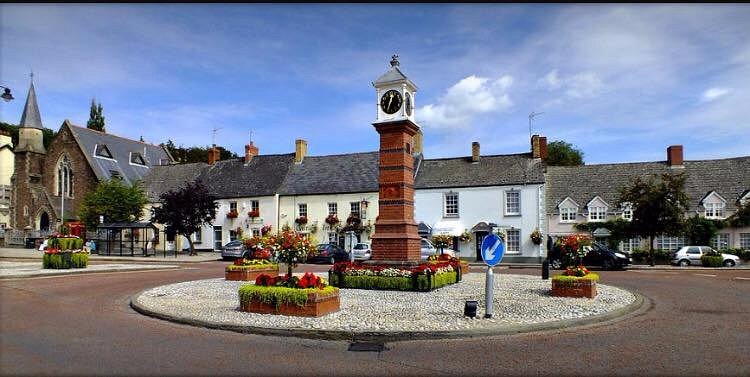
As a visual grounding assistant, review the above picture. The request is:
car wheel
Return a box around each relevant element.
[679,259,690,267]
[602,259,613,271]
[550,258,563,270]
[723,260,736,267]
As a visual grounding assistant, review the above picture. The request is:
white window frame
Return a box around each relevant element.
[560,207,577,223]
[588,206,607,222]
[298,203,308,218]
[704,202,726,219]
[711,233,730,250]
[619,237,640,253]
[350,202,361,218]
[740,233,750,250]
[621,203,633,221]
[505,190,520,216]
[655,236,686,251]
[506,229,521,253]
[444,192,459,218]
[129,152,147,167]
[250,200,259,213]
[328,232,337,243]
[192,231,202,243]
[328,202,337,216]
[229,201,237,213]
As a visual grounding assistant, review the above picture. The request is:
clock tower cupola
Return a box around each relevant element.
[372,54,418,124]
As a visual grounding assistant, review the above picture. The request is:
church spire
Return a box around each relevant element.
[19,72,43,129]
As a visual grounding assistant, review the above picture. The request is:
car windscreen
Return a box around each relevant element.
[353,244,366,250]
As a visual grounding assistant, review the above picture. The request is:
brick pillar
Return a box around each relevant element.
[369,119,422,264]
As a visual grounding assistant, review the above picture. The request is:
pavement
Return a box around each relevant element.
[0,246,221,263]
[0,261,182,279]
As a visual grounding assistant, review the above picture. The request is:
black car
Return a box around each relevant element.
[307,244,350,264]
[548,241,631,270]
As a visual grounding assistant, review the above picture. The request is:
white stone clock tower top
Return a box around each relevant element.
[372,54,418,124]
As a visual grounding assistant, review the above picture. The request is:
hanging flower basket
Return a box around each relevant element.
[226,210,239,219]
[248,210,260,219]
[325,214,340,226]
[530,229,543,245]
[295,216,308,225]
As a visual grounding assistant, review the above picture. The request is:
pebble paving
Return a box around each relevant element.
[133,273,636,333]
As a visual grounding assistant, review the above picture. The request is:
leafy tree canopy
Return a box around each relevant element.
[78,179,148,229]
[683,216,719,246]
[546,140,584,166]
[150,181,217,255]
[727,201,750,228]
[161,139,238,164]
[618,172,690,265]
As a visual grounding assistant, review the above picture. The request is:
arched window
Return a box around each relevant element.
[57,155,74,198]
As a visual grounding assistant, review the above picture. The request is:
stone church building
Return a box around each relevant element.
[11,79,172,234]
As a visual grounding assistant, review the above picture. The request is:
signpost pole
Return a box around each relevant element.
[485,266,494,318]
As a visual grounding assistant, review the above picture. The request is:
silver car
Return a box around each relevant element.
[420,238,456,260]
[671,246,740,267]
[352,243,372,261]
[220,240,248,260]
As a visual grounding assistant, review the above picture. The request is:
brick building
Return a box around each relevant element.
[11,79,172,234]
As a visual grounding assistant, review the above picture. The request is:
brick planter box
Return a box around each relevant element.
[240,290,340,317]
[551,279,597,298]
[225,266,279,281]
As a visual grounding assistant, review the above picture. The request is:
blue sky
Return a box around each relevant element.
[1,4,748,164]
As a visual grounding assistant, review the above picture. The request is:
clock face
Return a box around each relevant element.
[380,89,403,114]
[405,92,412,116]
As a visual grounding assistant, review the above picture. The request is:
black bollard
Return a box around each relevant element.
[464,300,478,318]
[542,259,550,280]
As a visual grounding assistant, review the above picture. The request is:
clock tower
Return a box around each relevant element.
[369,55,422,263]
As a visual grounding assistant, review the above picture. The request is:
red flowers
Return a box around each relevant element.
[248,210,260,218]
[255,272,326,289]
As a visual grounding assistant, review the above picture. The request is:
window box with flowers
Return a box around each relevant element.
[295,215,308,227]
[226,210,239,219]
[247,209,260,220]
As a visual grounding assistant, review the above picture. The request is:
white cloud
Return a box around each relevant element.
[540,69,603,99]
[701,87,730,102]
[419,75,513,129]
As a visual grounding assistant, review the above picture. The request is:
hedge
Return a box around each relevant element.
[225,263,279,272]
[700,255,724,267]
[43,253,88,269]
[238,285,339,309]
[630,249,674,264]
[329,271,459,291]
[551,273,600,286]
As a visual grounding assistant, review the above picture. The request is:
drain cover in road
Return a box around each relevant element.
[348,342,386,352]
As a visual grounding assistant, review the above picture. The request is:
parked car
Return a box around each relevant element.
[420,238,456,260]
[671,246,740,267]
[220,240,248,260]
[308,243,350,264]
[352,242,372,261]
[548,241,631,270]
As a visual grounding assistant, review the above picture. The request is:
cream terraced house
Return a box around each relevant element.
[546,145,750,252]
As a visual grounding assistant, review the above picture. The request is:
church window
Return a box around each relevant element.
[130,152,146,166]
[95,144,113,159]
[57,155,74,198]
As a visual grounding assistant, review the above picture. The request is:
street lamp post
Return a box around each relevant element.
[0,86,14,102]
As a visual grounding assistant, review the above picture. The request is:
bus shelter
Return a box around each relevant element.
[95,222,158,257]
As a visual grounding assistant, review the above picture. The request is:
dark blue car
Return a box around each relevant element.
[307,244,349,264]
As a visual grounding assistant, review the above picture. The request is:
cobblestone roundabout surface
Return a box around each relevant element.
[133,273,640,339]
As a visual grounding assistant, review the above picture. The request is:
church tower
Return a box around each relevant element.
[12,75,47,230]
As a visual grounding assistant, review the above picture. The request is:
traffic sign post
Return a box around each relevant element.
[480,233,505,318]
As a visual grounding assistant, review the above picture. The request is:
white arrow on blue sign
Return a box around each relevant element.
[481,234,505,267]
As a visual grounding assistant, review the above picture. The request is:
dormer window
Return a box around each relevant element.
[130,152,146,166]
[558,197,579,223]
[586,196,609,222]
[95,144,113,159]
[621,203,633,221]
[702,191,727,219]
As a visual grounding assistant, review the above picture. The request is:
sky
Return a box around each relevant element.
[1,4,749,164]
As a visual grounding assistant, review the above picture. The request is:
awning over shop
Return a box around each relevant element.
[592,228,612,237]
[432,220,464,236]
[470,221,497,233]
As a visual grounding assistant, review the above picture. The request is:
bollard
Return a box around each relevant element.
[464,300,478,318]
[542,259,550,280]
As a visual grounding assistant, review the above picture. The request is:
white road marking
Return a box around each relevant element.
[694,273,716,277]
[733,277,750,281]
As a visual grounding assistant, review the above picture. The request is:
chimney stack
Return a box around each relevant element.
[245,141,259,164]
[208,145,220,165]
[471,141,480,163]
[531,134,548,159]
[667,145,683,167]
[295,139,307,164]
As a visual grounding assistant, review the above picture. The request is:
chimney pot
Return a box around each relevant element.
[208,145,220,165]
[471,141,480,163]
[295,139,307,163]
[667,145,683,167]
[245,142,259,164]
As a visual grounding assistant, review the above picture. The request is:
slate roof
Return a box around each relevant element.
[142,162,209,201]
[279,152,380,195]
[203,154,296,198]
[415,153,546,189]
[66,122,172,186]
[19,81,43,129]
[373,66,418,89]
[545,156,750,214]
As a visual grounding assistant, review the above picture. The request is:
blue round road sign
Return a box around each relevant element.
[481,234,505,267]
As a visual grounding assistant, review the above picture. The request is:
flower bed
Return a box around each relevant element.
[329,260,461,292]
[427,254,469,274]
[43,236,89,269]
[551,267,599,298]
[238,273,339,317]
[225,260,279,281]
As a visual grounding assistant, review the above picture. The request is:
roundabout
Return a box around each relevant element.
[131,273,646,341]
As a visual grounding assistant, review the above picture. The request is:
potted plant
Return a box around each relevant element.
[325,214,339,226]
[226,210,239,219]
[295,216,308,225]
[551,234,598,298]
[459,229,472,243]
[239,272,340,317]
[431,234,453,255]
[226,235,279,281]
[247,209,260,219]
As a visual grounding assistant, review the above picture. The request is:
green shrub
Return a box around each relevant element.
[701,255,724,267]
[226,263,278,272]
[631,248,673,264]
[330,271,458,291]
[723,248,750,261]
[551,273,600,286]
[43,252,88,269]
[70,253,88,268]
[238,285,339,309]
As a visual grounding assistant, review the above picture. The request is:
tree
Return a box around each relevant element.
[683,216,719,246]
[1,121,56,149]
[546,140,584,166]
[161,139,238,164]
[86,98,106,132]
[78,179,148,229]
[150,181,217,256]
[727,201,750,228]
[619,173,690,266]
